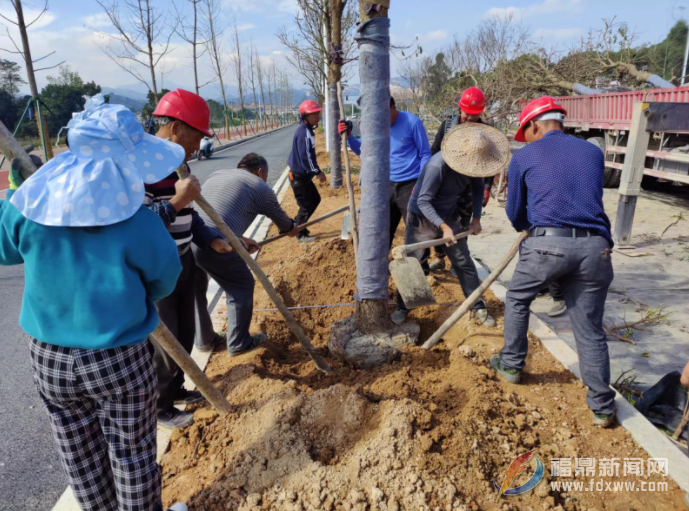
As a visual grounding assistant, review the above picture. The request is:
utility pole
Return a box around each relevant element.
[682,24,689,85]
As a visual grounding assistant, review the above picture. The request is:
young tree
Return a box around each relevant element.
[255,50,268,131]
[277,0,358,188]
[0,0,63,158]
[95,0,177,102]
[247,41,260,133]
[174,0,213,95]
[46,64,84,87]
[230,18,248,135]
[202,0,230,137]
[0,59,26,95]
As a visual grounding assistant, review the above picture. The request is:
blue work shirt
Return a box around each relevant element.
[347,111,431,182]
[506,130,613,245]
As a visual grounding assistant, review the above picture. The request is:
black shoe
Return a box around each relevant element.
[157,408,194,429]
[195,332,226,353]
[297,234,317,243]
[173,389,205,406]
[229,333,266,357]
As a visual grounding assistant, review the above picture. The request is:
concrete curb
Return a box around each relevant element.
[472,258,689,494]
[191,123,297,163]
[52,167,293,511]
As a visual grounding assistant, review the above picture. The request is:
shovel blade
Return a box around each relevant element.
[341,211,352,240]
[390,257,437,309]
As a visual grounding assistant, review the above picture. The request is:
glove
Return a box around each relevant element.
[338,120,352,137]
[483,187,491,207]
[9,155,42,190]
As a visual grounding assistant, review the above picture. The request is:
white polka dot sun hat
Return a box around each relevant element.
[10,95,185,227]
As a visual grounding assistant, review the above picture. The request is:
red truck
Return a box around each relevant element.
[554,86,689,188]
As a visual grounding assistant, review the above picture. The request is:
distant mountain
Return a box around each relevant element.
[107,93,147,112]
[101,87,148,101]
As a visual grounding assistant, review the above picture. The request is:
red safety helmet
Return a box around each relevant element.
[458,87,485,115]
[298,99,322,117]
[515,96,567,142]
[153,89,212,137]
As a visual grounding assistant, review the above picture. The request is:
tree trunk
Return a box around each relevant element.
[327,81,343,188]
[193,0,199,94]
[354,2,391,328]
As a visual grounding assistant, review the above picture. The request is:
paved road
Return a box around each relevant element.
[0,124,297,511]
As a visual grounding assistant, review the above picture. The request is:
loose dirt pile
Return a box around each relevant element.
[160,153,685,510]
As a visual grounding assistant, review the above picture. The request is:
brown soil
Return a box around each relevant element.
[160,161,685,510]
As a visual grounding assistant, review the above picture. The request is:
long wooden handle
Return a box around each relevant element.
[392,231,472,260]
[150,323,232,415]
[422,231,528,350]
[336,82,359,264]
[258,205,349,247]
[178,166,332,373]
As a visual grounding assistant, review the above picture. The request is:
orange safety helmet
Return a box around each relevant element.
[298,99,322,117]
[458,87,486,115]
[153,89,212,137]
[515,96,567,142]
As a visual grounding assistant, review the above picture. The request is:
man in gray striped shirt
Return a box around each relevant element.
[193,153,298,355]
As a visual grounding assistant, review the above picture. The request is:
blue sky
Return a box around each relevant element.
[0,0,686,96]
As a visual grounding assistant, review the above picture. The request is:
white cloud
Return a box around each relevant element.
[425,29,448,41]
[272,50,284,55]
[486,0,582,19]
[82,12,112,29]
[236,23,256,32]
[533,27,583,39]
[221,0,297,14]
[0,7,56,30]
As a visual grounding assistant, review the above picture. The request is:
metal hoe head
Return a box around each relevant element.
[389,257,437,309]
[341,210,352,240]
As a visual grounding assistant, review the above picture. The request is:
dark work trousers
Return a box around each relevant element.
[549,280,564,301]
[289,175,321,236]
[151,248,196,413]
[194,266,217,350]
[193,247,255,354]
[397,211,486,312]
[434,186,472,259]
[389,179,417,249]
[500,235,615,415]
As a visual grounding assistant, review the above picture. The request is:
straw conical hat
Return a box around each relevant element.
[440,122,511,177]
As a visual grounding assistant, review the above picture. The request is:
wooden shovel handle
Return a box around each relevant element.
[422,231,528,350]
[258,205,349,247]
[177,165,332,373]
[392,231,473,260]
[336,81,359,264]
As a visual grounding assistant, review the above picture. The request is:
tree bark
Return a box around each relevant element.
[354,2,391,327]
[327,0,344,189]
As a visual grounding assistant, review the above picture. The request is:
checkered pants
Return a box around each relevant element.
[29,338,162,511]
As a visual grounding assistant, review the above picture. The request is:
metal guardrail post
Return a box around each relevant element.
[614,102,650,246]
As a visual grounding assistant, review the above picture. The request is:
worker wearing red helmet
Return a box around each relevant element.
[490,96,616,428]
[146,89,253,428]
[429,87,493,273]
[286,99,328,242]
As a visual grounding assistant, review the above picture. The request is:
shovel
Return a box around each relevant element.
[341,211,352,240]
[258,205,349,247]
[390,230,473,309]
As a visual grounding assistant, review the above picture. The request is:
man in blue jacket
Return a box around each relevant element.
[490,97,616,428]
[287,99,327,243]
[339,96,431,247]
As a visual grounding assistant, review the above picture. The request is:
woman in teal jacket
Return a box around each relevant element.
[1,98,189,511]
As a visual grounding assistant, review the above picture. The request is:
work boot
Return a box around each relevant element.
[592,408,616,428]
[229,333,266,357]
[166,504,188,511]
[297,233,317,243]
[490,354,521,384]
[158,408,194,429]
[475,309,497,328]
[547,300,567,317]
[195,331,226,353]
[390,308,408,326]
[428,258,446,272]
[173,389,205,406]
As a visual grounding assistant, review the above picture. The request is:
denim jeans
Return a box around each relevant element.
[194,266,217,350]
[397,211,485,312]
[193,247,255,354]
[500,235,615,415]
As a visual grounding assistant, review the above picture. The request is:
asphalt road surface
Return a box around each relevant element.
[0,124,297,511]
